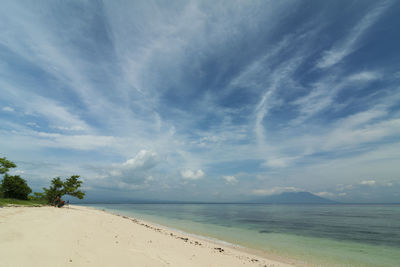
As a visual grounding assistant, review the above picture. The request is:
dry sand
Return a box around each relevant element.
[0,205,293,267]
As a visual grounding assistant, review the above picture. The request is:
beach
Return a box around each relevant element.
[0,205,292,267]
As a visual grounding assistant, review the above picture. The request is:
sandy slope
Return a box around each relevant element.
[0,205,293,267]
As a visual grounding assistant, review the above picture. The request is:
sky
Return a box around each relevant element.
[1,0,400,203]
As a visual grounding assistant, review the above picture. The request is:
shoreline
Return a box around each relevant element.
[88,205,297,266]
[0,205,294,267]
[88,203,400,267]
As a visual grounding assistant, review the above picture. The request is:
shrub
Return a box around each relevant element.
[1,174,32,200]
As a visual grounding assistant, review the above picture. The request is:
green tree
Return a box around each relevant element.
[30,192,46,201]
[0,157,16,174]
[0,157,18,198]
[63,175,85,199]
[43,175,85,204]
[1,174,32,200]
[43,177,64,204]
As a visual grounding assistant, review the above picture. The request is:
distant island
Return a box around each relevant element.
[250,191,337,204]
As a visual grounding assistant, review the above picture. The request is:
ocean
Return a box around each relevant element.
[82,203,400,266]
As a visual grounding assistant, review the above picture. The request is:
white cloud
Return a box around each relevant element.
[347,71,382,82]
[317,1,392,69]
[290,74,346,126]
[109,169,122,177]
[86,150,160,191]
[51,125,85,131]
[1,82,90,133]
[0,2,111,114]
[121,150,158,171]
[289,68,388,127]
[42,133,117,149]
[10,170,25,175]
[263,157,295,168]
[0,1,399,202]
[26,96,90,133]
[315,191,335,198]
[181,169,204,180]
[116,181,147,191]
[252,186,301,196]
[2,106,14,112]
[337,109,386,128]
[222,175,238,185]
[322,118,400,151]
[254,52,307,148]
[252,104,398,171]
[317,50,346,69]
[360,180,376,186]
[281,102,400,164]
[145,176,154,183]
[26,122,39,128]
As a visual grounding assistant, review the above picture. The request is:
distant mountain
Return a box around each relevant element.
[250,191,337,204]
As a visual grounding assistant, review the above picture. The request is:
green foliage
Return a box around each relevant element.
[43,175,85,204]
[0,198,45,207]
[30,192,46,201]
[0,157,16,174]
[63,175,85,199]
[0,156,85,205]
[0,174,32,200]
[43,177,63,204]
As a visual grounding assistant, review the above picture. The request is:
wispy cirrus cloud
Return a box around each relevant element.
[316,0,393,69]
[0,0,399,202]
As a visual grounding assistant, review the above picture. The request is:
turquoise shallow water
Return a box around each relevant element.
[82,204,400,266]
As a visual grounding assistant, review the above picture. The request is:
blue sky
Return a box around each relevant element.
[1,0,399,203]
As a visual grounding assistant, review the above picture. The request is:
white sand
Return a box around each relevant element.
[0,205,293,267]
